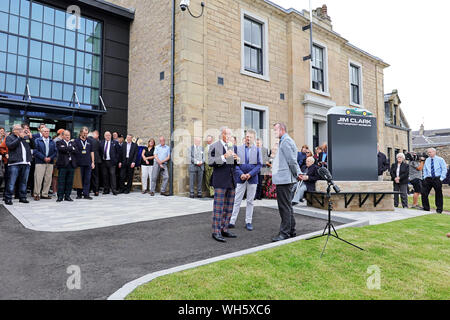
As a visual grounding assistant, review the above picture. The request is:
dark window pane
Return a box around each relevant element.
[17,55,27,74]
[0,51,5,71]
[6,53,16,73]
[53,45,63,64]
[0,33,6,51]
[18,37,27,56]
[63,83,72,101]
[40,79,51,98]
[65,30,75,48]
[30,40,41,59]
[0,1,9,13]
[54,9,65,28]
[19,17,28,36]
[0,12,8,32]
[9,0,19,15]
[9,14,19,34]
[251,21,262,47]
[16,75,26,94]
[6,74,15,93]
[244,18,251,43]
[54,27,64,46]
[64,48,75,66]
[20,0,30,18]
[43,6,54,25]
[29,77,39,96]
[64,65,74,83]
[29,58,40,77]
[52,81,62,99]
[244,45,250,70]
[31,2,43,21]
[42,43,53,61]
[42,24,54,42]
[30,21,42,40]
[41,60,52,79]
[7,35,18,54]
[52,63,63,81]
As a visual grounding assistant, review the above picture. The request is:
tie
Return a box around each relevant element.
[104,141,108,160]
[245,147,249,164]
[44,139,49,157]
[431,159,435,178]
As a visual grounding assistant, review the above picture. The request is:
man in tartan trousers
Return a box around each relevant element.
[208,127,240,243]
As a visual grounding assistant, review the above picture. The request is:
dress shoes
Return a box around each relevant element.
[228,224,235,229]
[76,195,83,199]
[271,234,290,242]
[56,198,63,202]
[19,199,29,204]
[4,200,13,205]
[94,192,99,197]
[161,192,170,196]
[290,232,297,238]
[197,195,202,199]
[189,194,194,199]
[103,190,110,195]
[123,190,130,194]
[34,195,40,201]
[84,196,93,200]
[64,197,74,202]
[221,231,237,238]
[40,196,52,200]
[112,191,118,196]
[212,233,226,243]
[150,192,155,196]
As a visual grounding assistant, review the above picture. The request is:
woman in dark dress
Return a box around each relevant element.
[141,138,156,194]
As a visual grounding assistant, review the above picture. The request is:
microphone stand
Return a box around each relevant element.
[307,181,364,258]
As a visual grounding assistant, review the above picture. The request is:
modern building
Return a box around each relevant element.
[382,89,411,165]
[107,0,397,194]
[0,0,133,136]
[412,125,450,164]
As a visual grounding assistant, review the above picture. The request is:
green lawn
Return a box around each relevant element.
[127,215,450,300]
[408,195,450,211]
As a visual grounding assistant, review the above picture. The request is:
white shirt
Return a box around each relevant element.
[126,142,131,158]
[396,163,401,178]
[104,140,111,161]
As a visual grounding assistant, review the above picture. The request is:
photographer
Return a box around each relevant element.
[406,152,425,209]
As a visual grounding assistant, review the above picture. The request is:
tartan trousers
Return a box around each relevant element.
[212,188,236,235]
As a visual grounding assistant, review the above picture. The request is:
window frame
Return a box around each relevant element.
[241,101,269,149]
[348,60,363,107]
[240,9,269,82]
[310,41,329,96]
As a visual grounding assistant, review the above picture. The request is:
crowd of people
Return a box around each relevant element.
[377,146,449,213]
[0,123,172,205]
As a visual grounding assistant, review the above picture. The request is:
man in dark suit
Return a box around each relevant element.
[208,127,240,243]
[390,152,409,208]
[88,130,102,196]
[115,134,124,190]
[55,130,77,202]
[73,127,95,200]
[119,134,138,194]
[100,131,120,195]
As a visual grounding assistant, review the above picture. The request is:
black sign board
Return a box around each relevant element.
[328,111,378,181]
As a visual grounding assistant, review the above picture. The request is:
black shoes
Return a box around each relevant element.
[4,200,13,205]
[271,234,290,242]
[189,194,194,198]
[65,197,74,202]
[228,224,235,229]
[112,191,118,196]
[19,199,29,204]
[221,231,237,238]
[212,233,226,242]
[84,196,93,200]
[56,198,63,202]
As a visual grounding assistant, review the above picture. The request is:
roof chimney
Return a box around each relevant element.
[322,4,328,16]
[419,124,424,136]
[313,4,331,22]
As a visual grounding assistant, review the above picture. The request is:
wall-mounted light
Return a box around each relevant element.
[180,0,205,18]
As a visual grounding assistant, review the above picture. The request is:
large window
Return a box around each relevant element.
[0,0,102,109]
[312,44,325,92]
[350,64,361,105]
[243,17,263,75]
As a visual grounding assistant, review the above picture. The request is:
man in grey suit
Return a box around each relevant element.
[271,123,303,242]
[188,137,205,198]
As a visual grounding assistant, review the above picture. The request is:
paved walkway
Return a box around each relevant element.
[3,192,434,232]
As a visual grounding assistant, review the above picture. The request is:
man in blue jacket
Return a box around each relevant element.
[33,127,57,201]
[229,130,262,231]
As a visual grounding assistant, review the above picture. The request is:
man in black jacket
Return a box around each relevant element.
[390,152,409,208]
[377,144,390,181]
[119,134,138,194]
[88,130,102,196]
[73,127,95,200]
[56,130,77,202]
[100,131,120,195]
[5,125,33,205]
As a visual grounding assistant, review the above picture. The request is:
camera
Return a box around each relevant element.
[406,152,428,162]
[180,0,190,11]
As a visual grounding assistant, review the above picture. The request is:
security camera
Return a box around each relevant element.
[180,0,190,11]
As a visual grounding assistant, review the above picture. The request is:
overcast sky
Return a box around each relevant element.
[272,0,450,131]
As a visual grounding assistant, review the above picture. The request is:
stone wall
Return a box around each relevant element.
[414,144,450,166]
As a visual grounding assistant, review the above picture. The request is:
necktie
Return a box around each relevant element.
[44,139,49,157]
[431,159,435,178]
[104,141,108,160]
[245,147,249,164]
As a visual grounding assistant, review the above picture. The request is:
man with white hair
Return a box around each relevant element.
[422,148,447,213]
[390,152,409,208]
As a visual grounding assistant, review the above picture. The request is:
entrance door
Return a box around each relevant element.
[27,118,68,138]
[313,121,320,150]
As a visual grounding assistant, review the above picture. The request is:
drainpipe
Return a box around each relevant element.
[169,0,175,195]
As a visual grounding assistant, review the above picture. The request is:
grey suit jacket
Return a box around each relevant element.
[188,145,205,172]
[272,134,302,185]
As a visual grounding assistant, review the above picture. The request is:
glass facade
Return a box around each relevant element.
[0,0,102,109]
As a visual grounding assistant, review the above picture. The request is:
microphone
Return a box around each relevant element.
[318,167,341,193]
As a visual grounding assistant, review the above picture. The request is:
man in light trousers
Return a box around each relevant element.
[188,137,204,198]
[33,127,57,200]
[229,130,262,231]
[150,136,171,196]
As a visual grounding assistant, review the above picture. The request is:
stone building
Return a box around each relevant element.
[412,125,450,165]
[107,0,395,194]
[382,89,411,165]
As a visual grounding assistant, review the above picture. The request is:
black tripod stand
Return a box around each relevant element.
[308,182,364,258]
